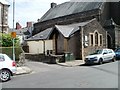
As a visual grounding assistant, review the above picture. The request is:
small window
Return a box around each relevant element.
[95,32,98,46]
[100,35,103,46]
[89,34,94,46]
[103,50,108,54]
[108,50,113,53]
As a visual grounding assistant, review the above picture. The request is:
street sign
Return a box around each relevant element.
[11,32,16,38]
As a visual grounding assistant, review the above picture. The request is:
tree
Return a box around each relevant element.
[0,33,20,47]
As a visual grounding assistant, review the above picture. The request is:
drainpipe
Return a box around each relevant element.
[2,4,4,33]
[43,40,45,54]
[81,27,84,60]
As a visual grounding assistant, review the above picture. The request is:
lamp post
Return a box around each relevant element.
[12,0,15,61]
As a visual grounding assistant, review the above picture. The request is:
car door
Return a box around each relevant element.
[108,50,114,60]
[102,49,109,61]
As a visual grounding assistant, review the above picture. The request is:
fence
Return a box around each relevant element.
[0,47,22,61]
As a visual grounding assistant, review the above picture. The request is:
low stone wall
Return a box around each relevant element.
[25,53,45,62]
[25,53,65,64]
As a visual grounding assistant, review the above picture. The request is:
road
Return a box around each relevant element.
[2,61,119,88]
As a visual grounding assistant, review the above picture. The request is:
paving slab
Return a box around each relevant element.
[57,60,85,67]
[16,66,32,75]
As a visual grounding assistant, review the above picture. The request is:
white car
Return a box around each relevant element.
[85,49,116,65]
[0,54,16,82]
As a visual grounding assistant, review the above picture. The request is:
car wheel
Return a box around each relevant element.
[98,58,103,65]
[112,57,116,62]
[0,70,11,82]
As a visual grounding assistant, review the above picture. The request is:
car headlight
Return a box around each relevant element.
[90,57,98,60]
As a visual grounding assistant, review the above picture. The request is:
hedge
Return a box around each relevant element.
[0,47,22,61]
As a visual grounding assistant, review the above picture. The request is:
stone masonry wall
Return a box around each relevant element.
[82,19,107,59]
[33,9,99,35]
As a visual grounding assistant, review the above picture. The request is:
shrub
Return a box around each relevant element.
[0,33,20,47]
[0,33,22,61]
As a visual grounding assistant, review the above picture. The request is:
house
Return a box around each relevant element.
[26,2,120,60]
[9,22,34,48]
[0,0,10,33]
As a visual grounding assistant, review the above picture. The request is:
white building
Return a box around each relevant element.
[0,0,10,33]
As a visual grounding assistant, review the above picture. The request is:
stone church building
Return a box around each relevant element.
[27,2,120,60]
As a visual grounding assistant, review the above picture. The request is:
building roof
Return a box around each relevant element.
[55,19,94,38]
[0,0,9,5]
[28,19,96,41]
[39,2,103,22]
[55,25,79,38]
[9,28,30,36]
[27,28,53,41]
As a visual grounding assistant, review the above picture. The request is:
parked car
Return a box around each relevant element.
[0,54,16,82]
[115,48,120,60]
[85,49,116,65]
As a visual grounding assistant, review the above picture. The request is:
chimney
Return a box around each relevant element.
[26,22,32,27]
[51,2,57,8]
[16,22,22,30]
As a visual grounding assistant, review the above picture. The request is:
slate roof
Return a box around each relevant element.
[9,28,30,36]
[55,19,95,38]
[55,25,77,38]
[39,2,104,22]
[27,28,53,41]
[27,19,96,41]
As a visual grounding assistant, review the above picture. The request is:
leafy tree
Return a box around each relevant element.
[0,33,20,47]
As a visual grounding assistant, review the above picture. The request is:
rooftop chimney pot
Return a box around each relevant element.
[51,2,57,8]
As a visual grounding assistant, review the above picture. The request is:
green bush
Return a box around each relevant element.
[0,33,22,61]
[0,33,20,47]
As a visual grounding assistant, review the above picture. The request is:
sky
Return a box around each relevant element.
[7,0,118,28]
[7,0,69,28]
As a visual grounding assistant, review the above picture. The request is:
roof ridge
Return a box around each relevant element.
[39,2,103,22]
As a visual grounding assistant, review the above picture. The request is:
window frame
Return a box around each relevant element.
[99,34,103,46]
[94,31,99,46]
[89,33,94,46]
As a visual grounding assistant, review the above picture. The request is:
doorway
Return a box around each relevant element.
[107,34,113,49]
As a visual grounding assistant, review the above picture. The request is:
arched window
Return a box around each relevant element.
[95,32,98,46]
[100,35,103,46]
[89,34,94,46]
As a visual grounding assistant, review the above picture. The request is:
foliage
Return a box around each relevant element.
[0,33,20,47]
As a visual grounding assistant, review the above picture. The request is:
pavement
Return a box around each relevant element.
[57,60,85,67]
[16,60,85,75]
[16,66,32,75]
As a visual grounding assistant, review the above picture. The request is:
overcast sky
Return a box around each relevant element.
[7,0,69,28]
